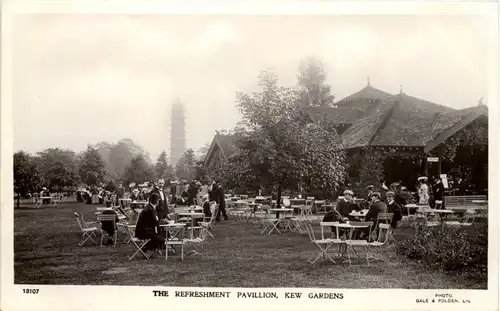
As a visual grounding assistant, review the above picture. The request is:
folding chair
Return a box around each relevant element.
[261,217,281,235]
[98,214,118,247]
[128,235,151,260]
[373,213,393,239]
[368,223,392,263]
[200,203,218,238]
[445,209,475,226]
[166,226,185,261]
[74,212,98,246]
[303,222,338,264]
[344,221,373,266]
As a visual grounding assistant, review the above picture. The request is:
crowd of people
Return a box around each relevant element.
[96,178,228,250]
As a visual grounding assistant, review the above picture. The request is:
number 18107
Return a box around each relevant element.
[22,288,39,294]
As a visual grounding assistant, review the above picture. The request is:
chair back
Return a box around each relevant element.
[74,212,84,230]
[240,195,249,200]
[166,226,185,241]
[98,214,117,228]
[377,213,394,223]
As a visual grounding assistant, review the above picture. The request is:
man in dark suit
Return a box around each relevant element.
[213,182,228,222]
[455,176,467,196]
[135,193,166,251]
[385,191,402,229]
[150,179,169,220]
[365,192,387,223]
[363,192,387,239]
[336,190,358,218]
[433,176,445,209]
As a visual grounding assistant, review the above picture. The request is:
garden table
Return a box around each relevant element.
[349,210,369,220]
[176,212,204,239]
[332,222,373,264]
[424,208,454,222]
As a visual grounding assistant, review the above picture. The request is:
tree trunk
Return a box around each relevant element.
[276,183,282,209]
[16,193,20,209]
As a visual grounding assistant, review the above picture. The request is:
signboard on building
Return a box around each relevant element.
[427,157,439,162]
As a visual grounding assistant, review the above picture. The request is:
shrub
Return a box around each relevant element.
[397,223,487,277]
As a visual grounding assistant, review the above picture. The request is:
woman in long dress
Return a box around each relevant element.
[418,180,430,205]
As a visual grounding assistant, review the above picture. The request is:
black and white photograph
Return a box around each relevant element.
[1,1,498,311]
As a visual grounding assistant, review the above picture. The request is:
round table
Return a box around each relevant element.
[176,212,204,238]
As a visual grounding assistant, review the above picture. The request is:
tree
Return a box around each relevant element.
[196,142,212,163]
[155,151,175,181]
[175,149,197,181]
[123,154,154,186]
[209,70,346,204]
[297,57,334,107]
[79,146,106,186]
[34,148,80,191]
[108,138,148,179]
[13,151,41,208]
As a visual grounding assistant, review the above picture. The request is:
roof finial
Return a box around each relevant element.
[367,76,371,87]
[479,97,485,106]
[399,84,403,94]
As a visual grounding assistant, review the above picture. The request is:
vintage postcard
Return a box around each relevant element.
[1,1,498,311]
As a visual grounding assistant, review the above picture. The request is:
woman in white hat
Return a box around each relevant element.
[417,177,429,205]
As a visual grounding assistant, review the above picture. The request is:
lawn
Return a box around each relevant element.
[13,200,486,288]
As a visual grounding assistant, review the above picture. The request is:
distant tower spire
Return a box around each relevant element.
[399,84,403,94]
[478,97,485,106]
[170,98,186,167]
[367,76,371,87]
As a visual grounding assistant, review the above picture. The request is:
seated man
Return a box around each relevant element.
[336,190,358,219]
[363,192,387,240]
[135,193,166,251]
[386,191,403,229]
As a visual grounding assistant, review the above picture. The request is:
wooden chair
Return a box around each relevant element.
[200,203,218,238]
[98,214,118,247]
[367,223,392,262]
[165,226,185,261]
[128,234,151,260]
[74,212,98,246]
[344,221,373,266]
[304,222,339,264]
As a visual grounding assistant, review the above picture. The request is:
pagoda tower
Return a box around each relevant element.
[169,98,186,166]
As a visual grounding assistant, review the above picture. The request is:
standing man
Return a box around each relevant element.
[385,191,403,229]
[213,182,228,222]
[150,178,169,219]
[433,176,445,209]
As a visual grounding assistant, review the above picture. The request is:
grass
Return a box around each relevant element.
[14,200,487,288]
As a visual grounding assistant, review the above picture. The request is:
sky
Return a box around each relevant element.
[12,14,492,160]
